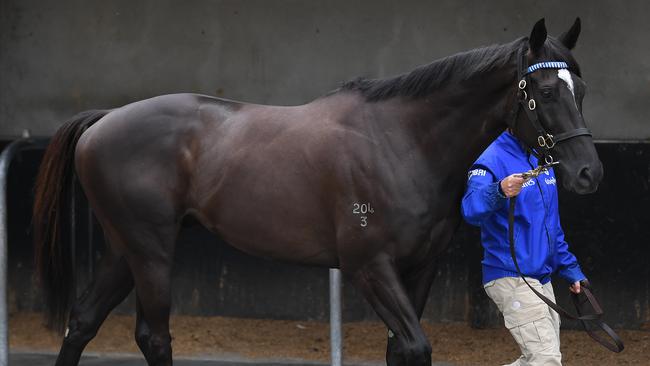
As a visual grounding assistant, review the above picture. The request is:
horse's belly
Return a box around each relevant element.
[196,172,338,266]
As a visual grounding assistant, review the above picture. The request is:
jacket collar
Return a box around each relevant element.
[499,130,527,155]
[499,131,541,166]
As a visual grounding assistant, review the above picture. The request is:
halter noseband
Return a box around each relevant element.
[511,46,592,165]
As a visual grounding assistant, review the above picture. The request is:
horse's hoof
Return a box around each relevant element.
[387,338,432,366]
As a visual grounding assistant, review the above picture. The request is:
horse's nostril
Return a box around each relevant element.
[572,163,603,194]
[578,166,593,182]
[578,164,603,188]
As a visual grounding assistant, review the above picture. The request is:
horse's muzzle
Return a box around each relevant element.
[567,160,603,194]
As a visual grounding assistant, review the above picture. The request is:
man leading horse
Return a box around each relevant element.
[462,128,587,365]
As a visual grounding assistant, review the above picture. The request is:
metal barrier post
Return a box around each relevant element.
[0,138,48,366]
[329,268,342,366]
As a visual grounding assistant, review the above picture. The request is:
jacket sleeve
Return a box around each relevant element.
[461,166,507,226]
[555,222,587,283]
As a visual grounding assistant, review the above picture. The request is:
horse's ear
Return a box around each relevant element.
[559,17,581,50]
[529,18,547,54]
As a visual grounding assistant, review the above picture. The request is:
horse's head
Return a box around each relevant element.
[511,18,602,194]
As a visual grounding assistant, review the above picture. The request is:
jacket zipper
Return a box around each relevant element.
[527,154,553,254]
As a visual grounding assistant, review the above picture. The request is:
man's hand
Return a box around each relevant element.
[569,281,581,294]
[500,174,529,197]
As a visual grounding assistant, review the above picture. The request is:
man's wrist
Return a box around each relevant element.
[497,179,507,198]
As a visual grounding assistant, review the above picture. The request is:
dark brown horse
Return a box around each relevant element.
[34,18,600,366]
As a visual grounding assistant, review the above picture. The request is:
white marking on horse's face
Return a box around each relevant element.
[557,69,575,96]
[558,68,579,110]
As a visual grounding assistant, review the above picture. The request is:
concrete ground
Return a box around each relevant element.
[9,351,455,366]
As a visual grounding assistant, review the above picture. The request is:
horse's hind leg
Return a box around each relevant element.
[129,250,175,366]
[55,250,133,366]
[348,252,432,366]
[111,220,177,366]
[135,295,153,357]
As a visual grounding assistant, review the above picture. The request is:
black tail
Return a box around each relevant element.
[33,109,108,331]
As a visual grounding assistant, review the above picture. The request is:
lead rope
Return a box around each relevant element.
[508,196,624,352]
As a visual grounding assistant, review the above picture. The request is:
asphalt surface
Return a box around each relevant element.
[9,352,456,365]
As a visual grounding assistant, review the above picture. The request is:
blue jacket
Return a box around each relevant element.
[461,131,586,285]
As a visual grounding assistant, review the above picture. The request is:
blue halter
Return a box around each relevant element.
[524,61,569,75]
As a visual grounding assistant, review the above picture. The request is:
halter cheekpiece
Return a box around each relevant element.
[512,47,591,166]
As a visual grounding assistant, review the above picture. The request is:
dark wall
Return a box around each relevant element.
[1,0,649,140]
[6,142,650,330]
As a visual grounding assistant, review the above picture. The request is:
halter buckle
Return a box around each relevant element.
[538,134,555,149]
[544,154,555,165]
[518,79,526,89]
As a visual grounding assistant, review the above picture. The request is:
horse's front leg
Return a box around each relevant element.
[348,252,432,366]
[386,260,439,365]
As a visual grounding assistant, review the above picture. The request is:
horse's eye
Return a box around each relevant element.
[541,90,553,99]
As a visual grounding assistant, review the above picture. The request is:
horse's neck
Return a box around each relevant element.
[407,66,517,175]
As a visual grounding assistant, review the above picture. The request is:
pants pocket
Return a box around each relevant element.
[502,279,548,328]
[517,318,559,354]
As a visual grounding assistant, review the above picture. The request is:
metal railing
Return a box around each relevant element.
[0,137,48,366]
[329,268,342,366]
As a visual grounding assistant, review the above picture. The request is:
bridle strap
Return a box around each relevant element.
[553,127,592,143]
[511,45,592,161]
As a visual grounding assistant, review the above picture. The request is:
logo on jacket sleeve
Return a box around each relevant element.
[467,168,487,181]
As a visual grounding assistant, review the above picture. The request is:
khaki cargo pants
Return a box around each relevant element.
[484,277,562,366]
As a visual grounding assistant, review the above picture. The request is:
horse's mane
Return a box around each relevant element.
[337,37,579,102]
